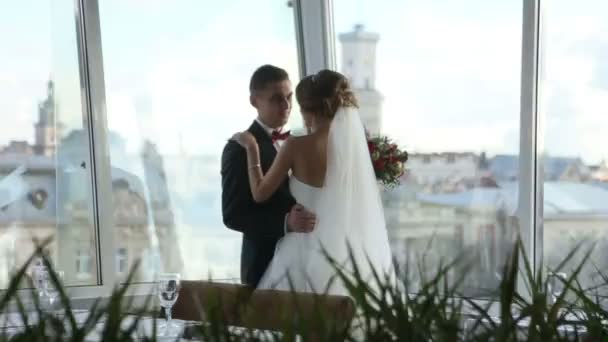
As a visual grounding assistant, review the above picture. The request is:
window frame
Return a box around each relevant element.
[69,0,316,299]
[3,0,545,301]
[324,0,543,296]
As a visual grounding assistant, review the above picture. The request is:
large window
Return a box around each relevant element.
[541,0,608,293]
[333,0,523,296]
[0,0,99,288]
[2,0,606,300]
[98,0,301,282]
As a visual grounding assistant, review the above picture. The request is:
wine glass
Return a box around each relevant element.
[548,272,567,305]
[44,270,64,314]
[31,262,46,298]
[35,268,64,316]
[30,256,65,316]
[156,273,181,336]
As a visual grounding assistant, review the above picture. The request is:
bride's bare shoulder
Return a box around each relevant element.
[285,134,311,145]
[287,134,319,150]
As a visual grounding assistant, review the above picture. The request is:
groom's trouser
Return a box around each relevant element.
[241,235,279,287]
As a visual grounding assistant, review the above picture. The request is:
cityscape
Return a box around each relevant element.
[1,25,608,296]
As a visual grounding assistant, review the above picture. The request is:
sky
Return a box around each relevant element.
[334,0,608,164]
[1,0,607,164]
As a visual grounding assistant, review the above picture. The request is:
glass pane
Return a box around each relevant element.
[0,1,99,287]
[99,1,300,282]
[334,0,522,296]
[541,0,608,294]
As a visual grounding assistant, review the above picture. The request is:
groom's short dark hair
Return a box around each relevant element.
[249,65,289,93]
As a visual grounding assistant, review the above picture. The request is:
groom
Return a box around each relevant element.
[221,65,316,287]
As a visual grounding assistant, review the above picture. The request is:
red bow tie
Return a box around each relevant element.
[271,130,290,143]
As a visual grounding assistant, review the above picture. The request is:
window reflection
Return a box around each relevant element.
[99,0,300,281]
[334,0,522,296]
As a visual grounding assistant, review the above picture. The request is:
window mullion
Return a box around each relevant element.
[518,0,542,290]
[74,0,116,297]
[295,0,334,74]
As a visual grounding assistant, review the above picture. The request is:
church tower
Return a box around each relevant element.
[34,80,63,156]
[339,24,383,136]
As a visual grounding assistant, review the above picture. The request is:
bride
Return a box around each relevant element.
[232,69,394,295]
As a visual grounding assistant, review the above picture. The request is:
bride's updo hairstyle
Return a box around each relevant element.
[296,69,358,119]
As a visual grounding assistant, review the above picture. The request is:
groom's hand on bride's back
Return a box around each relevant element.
[286,204,316,233]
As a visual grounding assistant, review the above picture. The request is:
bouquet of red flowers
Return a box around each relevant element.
[367,136,408,188]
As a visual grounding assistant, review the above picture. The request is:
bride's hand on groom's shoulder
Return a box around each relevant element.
[231,131,257,150]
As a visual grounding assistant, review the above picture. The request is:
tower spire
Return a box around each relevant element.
[338,25,384,136]
[35,80,60,156]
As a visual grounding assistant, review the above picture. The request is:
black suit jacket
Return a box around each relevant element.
[221,121,295,287]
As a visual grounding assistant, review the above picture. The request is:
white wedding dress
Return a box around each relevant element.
[257,107,395,296]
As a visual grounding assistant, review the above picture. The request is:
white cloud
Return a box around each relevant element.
[106,92,144,153]
[3,0,607,165]
[333,0,607,164]
[102,13,301,155]
[539,7,608,164]
[347,3,522,156]
[570,88,608,163]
